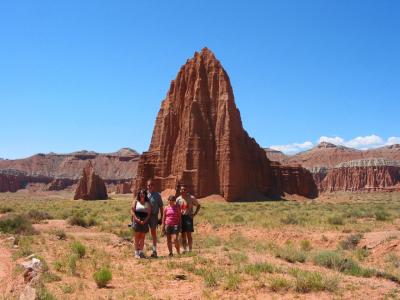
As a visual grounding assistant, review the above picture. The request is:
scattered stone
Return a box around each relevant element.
[19,286,36,300]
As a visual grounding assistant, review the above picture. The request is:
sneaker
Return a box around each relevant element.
[139,252,146,259]
[134,253,140,259]
[150,251,158,258]
[168,253,173,257]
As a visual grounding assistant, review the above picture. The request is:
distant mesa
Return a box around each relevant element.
[264,148,288,163]
[0,148,139,193]
[74,161,108,200]
[318,158,400,192]
[133,47,317,201]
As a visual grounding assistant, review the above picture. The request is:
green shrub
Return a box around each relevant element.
[53,260,64,272]
[355,248,369,261]
[375,210,391,221]
[27,210,53,223]
[269,276,292,292]
[93,267,113,288]
[313,250,343,269]
[0,214,35,235]
[339,234,363,250]
[313,250,375,277]
[231,215,245,223]
[280,214,299,225]
[228,252,248,264]
[224,272,241,291]
[53,229,66,240]
[291,269,339,293]
[14,236,33,258]
[244,262,275,276]
[70,241,86,258]
[68,254,78,275]
[0,206,13,213]
[327,215,344,225]
[300,240,312,251]
[275,243,307,263]
[68,215,88,227]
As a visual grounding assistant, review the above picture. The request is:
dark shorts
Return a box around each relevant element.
[181,215,194,233]
[133,221,149,233]
[148,214,159,229]
[165,224,180,235]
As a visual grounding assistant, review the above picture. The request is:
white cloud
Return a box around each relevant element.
[318,136,345,145]
[387,137,400,145]
[270,141,313,154]
[344,134,384,148]
[268,135,400,155]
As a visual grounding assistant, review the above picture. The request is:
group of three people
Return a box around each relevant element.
[131,180,201,259]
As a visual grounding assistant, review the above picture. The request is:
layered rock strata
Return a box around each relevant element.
[133,48,317,201]
[74,161,108,200]
[319,159,400,192]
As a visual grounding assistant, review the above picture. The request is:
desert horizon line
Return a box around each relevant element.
[1,134,399,160]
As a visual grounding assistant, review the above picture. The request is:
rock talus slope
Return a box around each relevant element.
[74,161,108,200]
[133,48,317,201]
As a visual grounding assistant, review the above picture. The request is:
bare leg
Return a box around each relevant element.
[187,232,193,251]
[167,234,172,254]
[150,227,157,248]
[135,232,140,251]
[181,232,188,251]
[173,234,180,254]
[140,233,145,250]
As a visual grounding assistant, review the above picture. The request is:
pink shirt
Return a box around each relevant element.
[165,204,180,226]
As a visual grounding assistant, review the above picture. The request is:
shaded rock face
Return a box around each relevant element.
[115,182,132,194]
[319,159,400,192]
[133,48,317,201]
[0,169,52,192]
[0,169,27,192]
[46,178,75,191]
[271,163,318,198]
[74,161,108,200]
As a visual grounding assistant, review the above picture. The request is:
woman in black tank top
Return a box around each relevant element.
[131,189,151,258]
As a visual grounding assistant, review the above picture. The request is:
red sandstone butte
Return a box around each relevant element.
[0,170,27,192]
[74,161,108,200]
[320,158,400,192]
[133,48,318,201]
[115,182,132,194]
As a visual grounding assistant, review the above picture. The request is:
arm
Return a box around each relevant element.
[143,203,152,224]
[158,195,164,222]
[131,201,141,223]
[162,207,167,231]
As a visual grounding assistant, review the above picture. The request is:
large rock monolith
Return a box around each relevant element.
[133,48,317,201]
[74,161,108,200]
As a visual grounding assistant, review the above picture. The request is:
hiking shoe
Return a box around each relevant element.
[134,253,140,259]
[168,253,173,257]
[139,252,146,259]
[150,251,158,258]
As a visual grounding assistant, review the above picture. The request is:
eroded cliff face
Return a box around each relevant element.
[133,48,317,201]
[74,161,108,200]
[319,159,400,192]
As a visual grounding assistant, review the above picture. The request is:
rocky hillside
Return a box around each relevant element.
[282,142,400,169]
[319,158,400,192]
[0,148,139,180]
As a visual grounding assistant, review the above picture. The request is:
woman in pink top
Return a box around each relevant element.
[162,195,181,256]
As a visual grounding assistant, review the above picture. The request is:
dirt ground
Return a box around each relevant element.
[1,191,400,299]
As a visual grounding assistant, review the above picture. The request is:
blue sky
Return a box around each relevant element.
[1,1,399,158]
